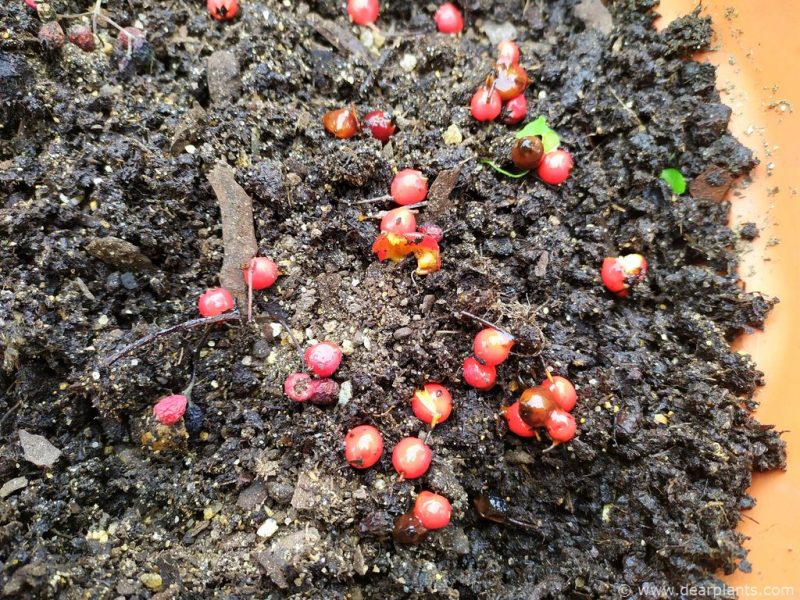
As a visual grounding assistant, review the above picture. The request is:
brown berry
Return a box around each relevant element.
[493,63,529,101]
[392,512,429,545]
[518,385,556,428]
[511,136,544,170]
[323,107,360,139]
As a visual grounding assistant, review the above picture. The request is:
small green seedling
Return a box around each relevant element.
[660,168,686,194]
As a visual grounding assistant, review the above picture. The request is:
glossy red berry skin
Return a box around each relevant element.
[363,110,396,143]
[497,40,520,65]
[198,287,234,317]
[546,408,577,442]
[392,437,433,479]
[434,3,464,34]
[413,491,452,530]
[473,328,514,366]
[380,207,417,235]
[502,94,527,125]
[344,425,384,469]
[284,373,314,402]
[391,169,428,205]
[518,386,556,428]
[463,357,497,390]
[323,107,360,138]
[504,401,536,438]
[537,150,574,185]
[541,376,577,412]
[244,257,278,290]
[411,384,453,426]
[418,223,443,243]
[153,394,188,426]
[347,0,379,25]
[601,254,648,297]
[470,87,502,122]
[207,0,238,21]
[304,342,343,377]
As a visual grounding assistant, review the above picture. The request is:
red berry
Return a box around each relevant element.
[392,437,433,479]
[284,373,314,402]
[504,401,536,438]
[198,287,234,317]
[380,207,417,235]
[497,40,520,65]
[304,342,343,377]
[25,0,37,9]
[363,110,396,143]
[470,86,502,122]
[68,25,95,52]
[208,0,238,21]
[390,169,428,205]
[541,376,577,412]
[518,386,556,428]
[493,63,529,101]
[413,491,451,530]
[344,425,384,469]
[347,0,379,25]
[546,408,577,442]
[411,383,453,426]
[153,394,188,426]
[537,150,574,185]
[601,254,648,297]
[243,257,278,290]
[473,328,514,366]
[462,357,496,390]
[434,3,464,34]
[418,223,443,242]
[323,107,361,139]
[502,94,527,125]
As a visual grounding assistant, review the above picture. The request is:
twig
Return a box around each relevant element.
[459,311,515,339]
[607,86,643,127]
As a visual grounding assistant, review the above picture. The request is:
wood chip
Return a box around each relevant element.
[86,236,153,271]
[307,13,369,59]
[170,105,207,156]
[207,50,241,105]
[19,430,61,468]
[689,165,733,202]
[0,476,28,498]
[426,166,461,224]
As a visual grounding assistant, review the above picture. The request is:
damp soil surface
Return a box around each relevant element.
[0,0,787,598]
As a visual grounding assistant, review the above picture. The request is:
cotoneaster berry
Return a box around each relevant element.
[518,385,556,428]
[391,169,428,205]
[364,110,396,144]
[537,149,574,185]
[344,425,384,469]
[304,342,343,377]
[25,0,37,10]
[512,135,543,170]
[542,375,577,412]
[497,40,520,65]
[393,513,429,545]
[38,22,65,50]
[347,0,379,25]
[413,491,452,530]
[308,378,339,405]
[463,357,497,390]
[381,207,417,235]
[434,3,464,34]
[601,254,648,297]
[207,0,238,21]
[323,107,360,139]
[473,328,514,366]
[418,223,443,243]
[68,25,95,52]
[392,437,433,479]
[153,394,188,426]
[284,373,314,402]
[502,94,527,125]
[504,401,535,438]
[470,86,502,122]
[244,257,278,290]
[117,27,143,51]
[411,383,453,426]
[198,287,234,317]
[493,63,528,101]
[546,408,577,442]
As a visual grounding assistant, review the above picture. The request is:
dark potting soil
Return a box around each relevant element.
[0,0,786,598]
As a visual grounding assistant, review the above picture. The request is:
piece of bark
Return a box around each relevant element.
[207,50,241,105]
[425,166,461,224]
[689,165,733,202]
[86,236,153,271]
[19,430,61,468]
[207,161,258,306]
[170,105,207,155]
[306,13,369,59]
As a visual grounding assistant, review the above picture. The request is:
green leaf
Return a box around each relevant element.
[660,168,686,195]
[480,159,530,179]
[516,116,561,153]
[541,131,560,154]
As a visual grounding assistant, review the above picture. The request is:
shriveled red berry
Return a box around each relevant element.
[392,437,432,479]
[473,328,514,366]
[284,373,314,402]
[434,3,464,34]
[418,223,443,243]
[601,254,648,297]
[380,207,417,235]
[68,25,95,52]
[309,378,339,405]
[512,135,544,170]
[504,401,535,438]
[323,107,360,139]
[493,63,529,101]
[208,0,238,21]
[38,22,65,50]
[413,491,451,530]
[243,257,278,290]
[546,408,577,442]
[344,425,384,469]
[304,342,343,377]
[497,40,520,65]
[390,169,428,205]
[463,357,496,390]
[117,27,143,51]
[363,110,396,143]
[411,383,453,426]
[470,86,502,122]
[198,287,234,317]
[518,386,556,428]
[502,94,527,125]
[393,513,429,545]
[541,376,577,412]
[153,394,188,426]
[537,150,574,185]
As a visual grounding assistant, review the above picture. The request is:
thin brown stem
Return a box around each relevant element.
[459,311,515,339]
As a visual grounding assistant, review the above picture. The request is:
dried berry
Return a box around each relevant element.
[363,110,396,143]
[198,287,234,317]
[518,386,556,428]
[347,0,380,25]
[463,356,496,390]
[153,394,188,426]
[434,3,464,34]
[473,328,514,366]
[323,107,360,139]
[68,25,95,52]
[380,207,417,235]
[243,257,279,290]
[413,491,452,530]
[304,342,343,377]
[504,401,535,438]
[511,136,544,170]
[392,437,432,479]
[309,378,339,405]
[391,169,428,205]
[541,376,577,412]
[344,425,384,469]
[393,513,429,544]
[208,0,238,21]
[38,21,65,51]
[411,383,453,427]
[183,402,205,434]
[537,149,574,185]
[546,408,577,442]
[493,63,528,101]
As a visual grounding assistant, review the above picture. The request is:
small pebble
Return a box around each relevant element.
[257,518,279,538]
[400,54,417,72]
[140,573,162,590]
